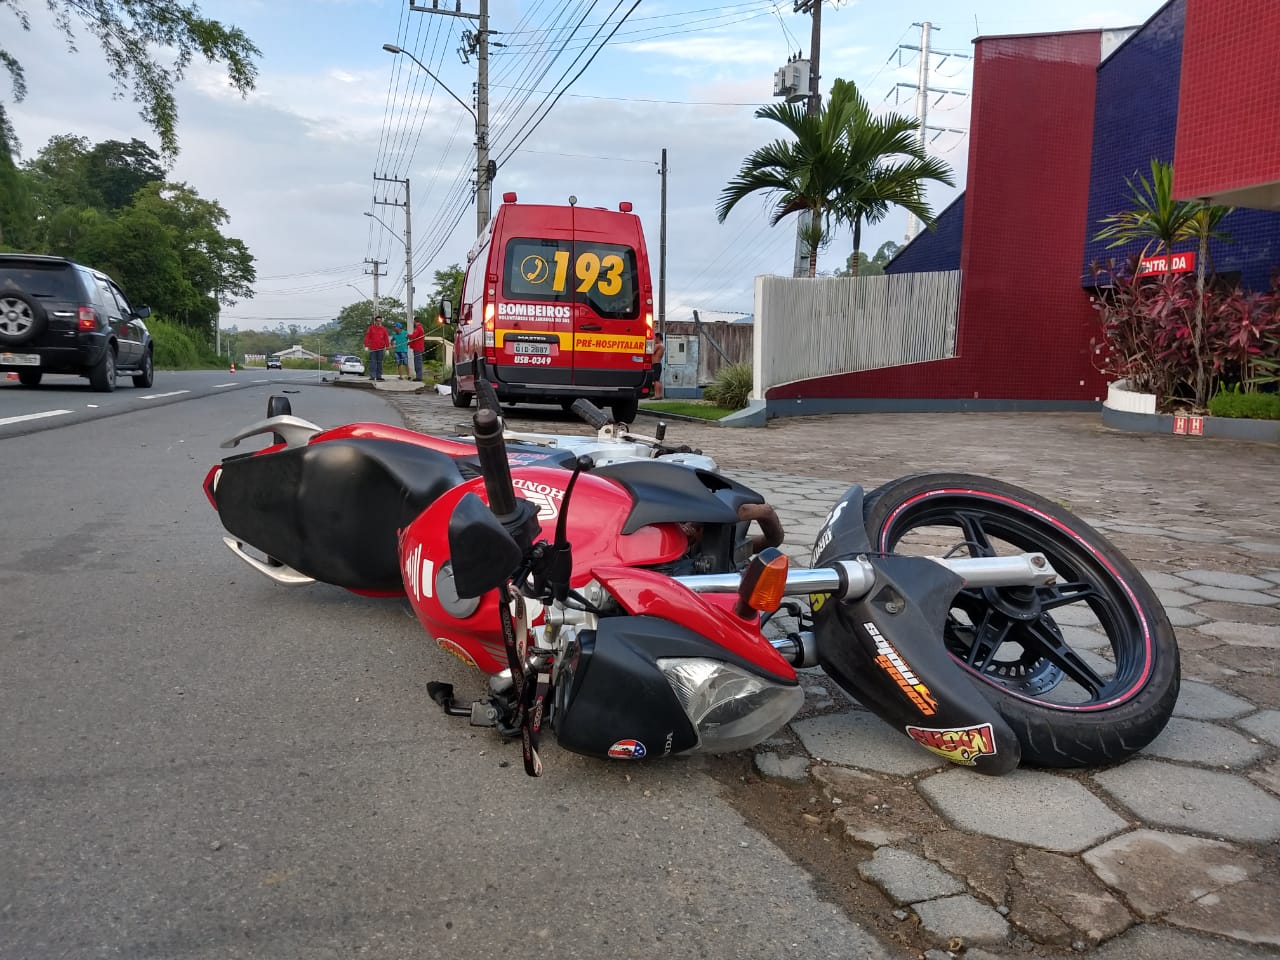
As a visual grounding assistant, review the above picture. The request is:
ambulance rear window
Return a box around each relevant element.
[503,238,639,320]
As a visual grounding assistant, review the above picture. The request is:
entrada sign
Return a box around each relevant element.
[1137,251,1196,277]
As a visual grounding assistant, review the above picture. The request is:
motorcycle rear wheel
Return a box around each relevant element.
[861,472,1179,768]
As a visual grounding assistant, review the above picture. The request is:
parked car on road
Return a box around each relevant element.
[266,357,283,370]
[0,253,154,392]
[338,356,365,376]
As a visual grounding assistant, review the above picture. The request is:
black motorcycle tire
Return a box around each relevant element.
[861,472,1179,768]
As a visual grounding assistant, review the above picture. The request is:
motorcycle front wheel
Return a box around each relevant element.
[862,473,1179,768]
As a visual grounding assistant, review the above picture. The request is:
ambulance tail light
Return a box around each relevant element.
[483,303,495,348]
[645,312,654,355]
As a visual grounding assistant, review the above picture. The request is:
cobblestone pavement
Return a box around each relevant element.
[379,384,1280,958]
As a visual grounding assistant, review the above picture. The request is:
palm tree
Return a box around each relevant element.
[1094,158,1232,408]
[1093,158,1227,260]
[829,81,954,276]
[717,79,953,278]
[717,80,864,277]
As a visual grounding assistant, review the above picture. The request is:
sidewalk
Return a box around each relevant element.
[379,392,1280,958]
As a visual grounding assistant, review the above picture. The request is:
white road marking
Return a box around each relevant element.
[138,390,191,400]
[0,409,73,427]
[213,382,238,388]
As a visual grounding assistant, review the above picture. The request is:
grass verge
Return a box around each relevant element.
[640,400,735,420]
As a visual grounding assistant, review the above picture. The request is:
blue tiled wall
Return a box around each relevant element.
[886,194,965,274]
[1083,0,1280,291]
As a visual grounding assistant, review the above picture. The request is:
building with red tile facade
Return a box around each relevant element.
[772,0,1280,412]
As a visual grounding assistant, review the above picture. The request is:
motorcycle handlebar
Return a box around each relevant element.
[675,553,1055,600]
[472,407,517,517]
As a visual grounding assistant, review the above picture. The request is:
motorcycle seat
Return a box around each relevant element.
[215,438,467,592]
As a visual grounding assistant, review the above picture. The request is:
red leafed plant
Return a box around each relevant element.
[1090,261,1280,411]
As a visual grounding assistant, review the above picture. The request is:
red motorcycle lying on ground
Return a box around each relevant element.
[205,393,1179,775]
[203,395,751,597]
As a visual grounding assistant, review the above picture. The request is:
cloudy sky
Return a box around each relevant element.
[6,0,1164,332]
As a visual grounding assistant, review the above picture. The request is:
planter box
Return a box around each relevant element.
[1104,379,1157,415]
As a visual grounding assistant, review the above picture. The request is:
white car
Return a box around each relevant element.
[338,357,365,376]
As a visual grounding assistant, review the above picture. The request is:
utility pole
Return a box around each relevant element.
[410,0,492,232]
[364,257,386,308]
[896,22,969,241]
[791,0,822,277]
[658,148,668,336]
[373,175,414,326]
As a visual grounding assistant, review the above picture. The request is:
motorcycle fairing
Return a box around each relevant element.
[812,484,874,564]
[810,486,1020,775]
[212,438,467,593]
[813,553,1021,775]
[592,460,764,535]
[591,566,797,681]
[552,617,718,760]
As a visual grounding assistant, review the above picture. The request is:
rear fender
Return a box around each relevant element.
[814,553,1020,775]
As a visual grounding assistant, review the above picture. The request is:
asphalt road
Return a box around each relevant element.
[0,381,892,960]
[0,367,333,440]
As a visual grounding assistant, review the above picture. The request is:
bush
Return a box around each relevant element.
[1207,384,1280,420]
[702,362,753,410]
[150,318,222,369]
[1090,264,1280,412]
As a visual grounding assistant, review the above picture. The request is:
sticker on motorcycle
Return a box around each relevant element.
[866,622,939,716]
[905,722,998,765]
[402,541,433,601]
[607,739,647,760]
[512,477,563,521]
[436,637,478,668]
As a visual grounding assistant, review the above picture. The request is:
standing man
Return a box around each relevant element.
[363,314,390,381]
[391,322,410,380]
[408,316,427,382]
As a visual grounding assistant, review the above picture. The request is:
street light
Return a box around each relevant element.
[382,43,475,121]
[363,210,401,244]
[383,41,491,231]
[346,281,376,306]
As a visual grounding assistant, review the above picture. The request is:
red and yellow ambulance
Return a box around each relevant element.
[450,192,655,423]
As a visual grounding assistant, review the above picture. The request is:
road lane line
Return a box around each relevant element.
[138,390,191,399]
[213,382,238,388]
[0,409,73,427]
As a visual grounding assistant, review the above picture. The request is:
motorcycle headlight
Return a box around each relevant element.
[656,657,804,754]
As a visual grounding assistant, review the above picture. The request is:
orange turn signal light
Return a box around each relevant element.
[734,547,789,618]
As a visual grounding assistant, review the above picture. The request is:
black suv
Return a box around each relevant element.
[0,254,154,392]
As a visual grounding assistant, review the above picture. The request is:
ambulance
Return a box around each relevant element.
[449,192,656,423]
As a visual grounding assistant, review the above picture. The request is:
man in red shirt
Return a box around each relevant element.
[408,318,427,382]
[363,315,390,381]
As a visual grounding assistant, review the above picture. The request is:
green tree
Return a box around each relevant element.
[130,181,256,332]
[717,83,862,277]
[830,83,952,276]
[1093,159,1228,260]
[0,114,34,248]
[1,0,260,157]
[1093,158,1233,410]
[76,206,186,311]
[85,138,166,210]
[717,79,951,277]
[834,241,903,278]
[22,134,96,233]
[429,264,463,339]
